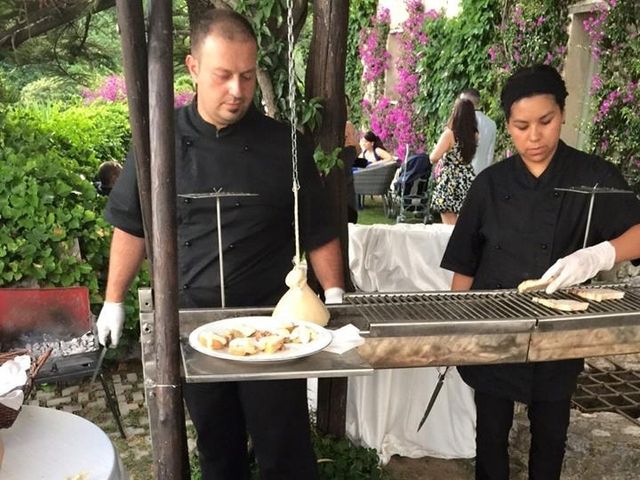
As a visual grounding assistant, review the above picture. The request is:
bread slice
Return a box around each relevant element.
[228,337,259,356]
[531,297,589,312]
[517,277,554,293]
[570,288,625,302]
[199,331,227,350]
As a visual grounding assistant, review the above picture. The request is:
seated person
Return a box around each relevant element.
[356,130,393,167]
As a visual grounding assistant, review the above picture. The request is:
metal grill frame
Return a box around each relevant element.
[573,358,640,427]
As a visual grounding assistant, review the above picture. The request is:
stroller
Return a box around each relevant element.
[384,153,433,223]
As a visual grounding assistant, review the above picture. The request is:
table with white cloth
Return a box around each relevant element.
[345,223,476,463]
[0,405,128,479]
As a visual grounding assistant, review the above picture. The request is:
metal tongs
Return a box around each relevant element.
[91,337,109,383]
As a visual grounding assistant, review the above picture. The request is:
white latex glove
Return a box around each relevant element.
[97,301,125,347]
[324,287,345,305]
[542,241,616,294]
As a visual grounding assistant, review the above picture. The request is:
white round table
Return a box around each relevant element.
[0,405,127,479]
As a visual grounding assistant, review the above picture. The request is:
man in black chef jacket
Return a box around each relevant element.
[95,9,345,480]
[441,64,640,480]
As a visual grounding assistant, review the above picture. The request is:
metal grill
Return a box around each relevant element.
[347,287,640,322]
[344,285,640,368]
[574,358,640,427]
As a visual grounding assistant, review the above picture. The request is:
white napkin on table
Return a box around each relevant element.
[0,355,31,411]
[325,324,365,354]
[0,389,24,411]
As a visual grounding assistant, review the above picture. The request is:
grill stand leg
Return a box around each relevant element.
[99,372,127,439]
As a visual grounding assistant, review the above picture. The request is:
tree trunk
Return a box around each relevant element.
[305,0,352,292]
[305,0,352,438]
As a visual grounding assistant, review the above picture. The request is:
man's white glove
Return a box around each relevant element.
[542,241,616,294]
[324,287,345,305]
[97,301,125,347]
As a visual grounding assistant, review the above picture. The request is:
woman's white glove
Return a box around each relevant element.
[97,301,125,347]
[324,287,345,305]
[542,241,616,294]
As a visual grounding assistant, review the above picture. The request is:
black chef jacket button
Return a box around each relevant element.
[235,202,241,207]
[494,244,501,250]
[185,140,193,146]
[553,191,560,198]
[496,282,503,288]
[243,145,250,152]
[541,243,548,250]
[228,244,235,250]
[503,194,511,200]
[182,284,189,290]
[184,241,191,247]
[183,198,191,204]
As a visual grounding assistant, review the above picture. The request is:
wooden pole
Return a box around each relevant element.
[115,0,154,267]
[305,0,351,437]
[147,0,186,478]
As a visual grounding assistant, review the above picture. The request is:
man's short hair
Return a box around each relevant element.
[190,9,257,54]
[459,88,480,106]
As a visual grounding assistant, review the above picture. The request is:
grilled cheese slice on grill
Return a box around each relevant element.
[517,277,554,293]
[531,297,590,312]
[570,288,625,302]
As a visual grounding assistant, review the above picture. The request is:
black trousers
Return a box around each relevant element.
[474,391,571,480]
[183,379,319,480]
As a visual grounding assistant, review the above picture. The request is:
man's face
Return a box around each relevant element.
[185,34,257,129]
[507,94,564,174]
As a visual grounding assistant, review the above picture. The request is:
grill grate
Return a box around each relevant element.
[573,358,640,427]
[346,286,640,326]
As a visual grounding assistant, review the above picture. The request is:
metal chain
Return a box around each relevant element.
[286,0,301,265]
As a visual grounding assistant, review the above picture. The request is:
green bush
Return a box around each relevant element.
[0,102,144,348]
[20,77,83,105]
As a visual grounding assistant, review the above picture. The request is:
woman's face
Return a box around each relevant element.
[360,137,373,151]
[507,94,564,173]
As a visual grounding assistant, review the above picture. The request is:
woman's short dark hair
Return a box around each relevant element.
[190,9,256,54]
[500,64,568,119]
[448,99,477,165]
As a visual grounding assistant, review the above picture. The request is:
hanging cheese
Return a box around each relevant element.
[272,264,330,327]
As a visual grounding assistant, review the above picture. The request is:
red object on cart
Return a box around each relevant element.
[0,287,91,339]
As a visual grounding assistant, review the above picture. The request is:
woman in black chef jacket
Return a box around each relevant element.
[441,64,640,480]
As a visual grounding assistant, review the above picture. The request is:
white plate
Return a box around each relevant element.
[188,316,332,362]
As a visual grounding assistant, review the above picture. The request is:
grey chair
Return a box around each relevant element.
[353,160,399,214]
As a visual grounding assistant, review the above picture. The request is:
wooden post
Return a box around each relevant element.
[115,0,154,267]
[147,0,186,478]
[305,0,351,437]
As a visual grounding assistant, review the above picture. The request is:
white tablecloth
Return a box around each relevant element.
[0,405,127,479]
[345,223,476,463]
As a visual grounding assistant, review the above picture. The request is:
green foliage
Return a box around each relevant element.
[414,0,500,149]
[0,103,144,348]
[587,0,640,194]
[1,8,123,96]
[234,0,321,133]
[19,76,82,105]
[345,0,378,126]
[312,430,386,480]
[313,146,344,176]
